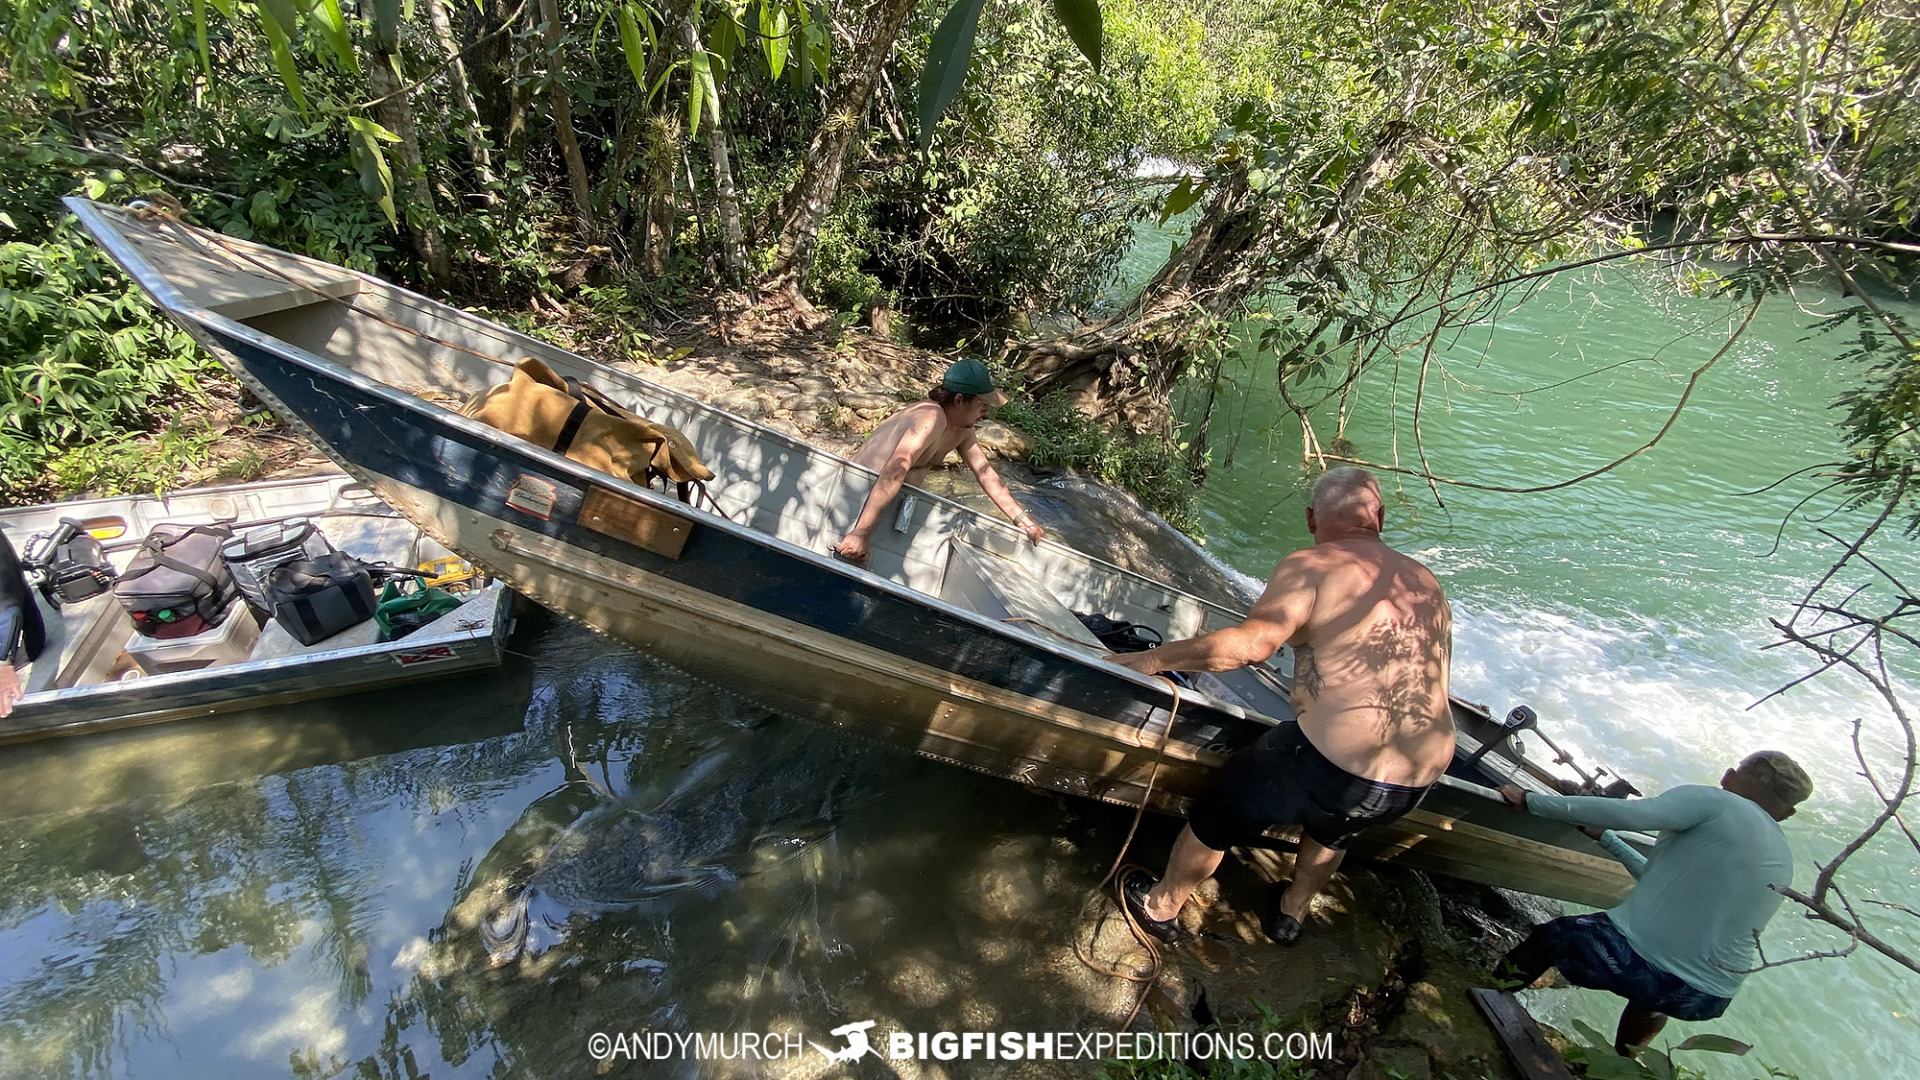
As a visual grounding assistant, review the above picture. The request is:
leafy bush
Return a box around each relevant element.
[996,391,1201,537]
[197,172,395,277]
[0,215,216,498]
[46,419,228,497]
[808,192,887,313]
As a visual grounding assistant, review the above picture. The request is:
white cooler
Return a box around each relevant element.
[124,601,261,675]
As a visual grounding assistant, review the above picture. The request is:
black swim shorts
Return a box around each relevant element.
[1186,721,1431,851]
[1526,912,1732,1021]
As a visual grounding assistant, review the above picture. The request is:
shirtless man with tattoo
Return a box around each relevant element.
[1106,466,1454,944]
[834,359,1046,564]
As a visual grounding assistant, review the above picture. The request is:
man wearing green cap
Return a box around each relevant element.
[835,358,1046,564]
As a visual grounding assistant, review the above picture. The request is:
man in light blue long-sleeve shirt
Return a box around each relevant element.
[1494,750,1813,1057]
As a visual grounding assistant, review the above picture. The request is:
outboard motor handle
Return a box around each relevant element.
[1467,704,1538,767]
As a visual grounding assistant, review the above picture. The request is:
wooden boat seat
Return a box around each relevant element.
[941,542,1105,651]
[112,215,364,320]
[201,273,361,320]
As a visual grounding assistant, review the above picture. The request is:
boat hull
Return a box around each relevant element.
[67,199,1640,907]
[366,469,1638,907]
[0,476,515,745]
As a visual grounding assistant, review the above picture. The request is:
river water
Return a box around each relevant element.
[1171,257,1920,1077]
[2,258,1916,1080]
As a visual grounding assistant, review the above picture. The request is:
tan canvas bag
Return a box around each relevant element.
[462,358,716,491]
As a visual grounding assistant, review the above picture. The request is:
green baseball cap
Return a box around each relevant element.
[942,358,1008,406]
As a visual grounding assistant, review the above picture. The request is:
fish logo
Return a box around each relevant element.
[810,1020,877,1064]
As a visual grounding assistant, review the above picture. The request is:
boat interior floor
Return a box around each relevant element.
[22,513,490,695]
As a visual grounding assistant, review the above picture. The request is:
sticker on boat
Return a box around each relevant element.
[393,645,460,667]
[505,475,558,520]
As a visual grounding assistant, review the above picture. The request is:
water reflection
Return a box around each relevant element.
[0,614,1163,1079]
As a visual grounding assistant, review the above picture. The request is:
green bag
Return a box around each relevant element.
[375,580,464,642]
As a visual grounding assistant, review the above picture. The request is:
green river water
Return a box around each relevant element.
[0,252,1916,1079]
[1175,258,1920,1078]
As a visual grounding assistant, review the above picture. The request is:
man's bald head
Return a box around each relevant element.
[1308,467,1384,535]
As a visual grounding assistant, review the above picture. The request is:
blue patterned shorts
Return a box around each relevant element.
[1535,912,1733,1021]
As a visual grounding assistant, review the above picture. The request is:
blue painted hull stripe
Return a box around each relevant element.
[220,328,1266,752]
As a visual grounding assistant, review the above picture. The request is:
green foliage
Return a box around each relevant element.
[876,0,1158,319]
[918,0,990,146]
[0,176,216,494]
[197,173,398,275]
[917,0,1104,137]
[1564,1019,1754,1080]
[808,194,888,312]
[561,281,674,361]
[1822,305,1920,529]
[996,392,1201,536]
[46,418,228,498]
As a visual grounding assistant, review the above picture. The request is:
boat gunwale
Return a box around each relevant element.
[65,198,1272,724]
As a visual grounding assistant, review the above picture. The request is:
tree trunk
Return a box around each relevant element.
[759,0,918,312]
[539,0,596,238]
[421,0,496,205]
[638,116,681,278]
[504,2,532,168]
[365,42,453,287]
[1010,121,1417,434]
[677,15,746,285]
[474,0,519,138]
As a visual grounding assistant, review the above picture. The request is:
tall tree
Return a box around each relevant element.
[421,0,498,205]
[677,12,747,284]
[364,21,454,285]
[538,0,598,238]
[760,0,919,312]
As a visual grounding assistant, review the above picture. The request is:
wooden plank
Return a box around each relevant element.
[1470,989,1578,1080]
[1350,809,1634,908]
[578,485,693,558]
[124,211,363,320]
[202,275,361,320]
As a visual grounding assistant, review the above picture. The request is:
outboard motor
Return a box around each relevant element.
[1587,771,1643,800]
[1467,704,1537,768]
[1475,702,1643,799]
[23,518,116,608]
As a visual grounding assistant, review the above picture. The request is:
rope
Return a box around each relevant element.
[165,211,521,372]
[123,203,736,520]
[1071,674,1183,1030]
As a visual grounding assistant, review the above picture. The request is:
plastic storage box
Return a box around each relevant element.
[124,600,261,675]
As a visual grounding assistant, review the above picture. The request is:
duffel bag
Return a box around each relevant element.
[462,358,715,490]
[265,553,378,646]
[114,524,236,638]
[223,518,335,611]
